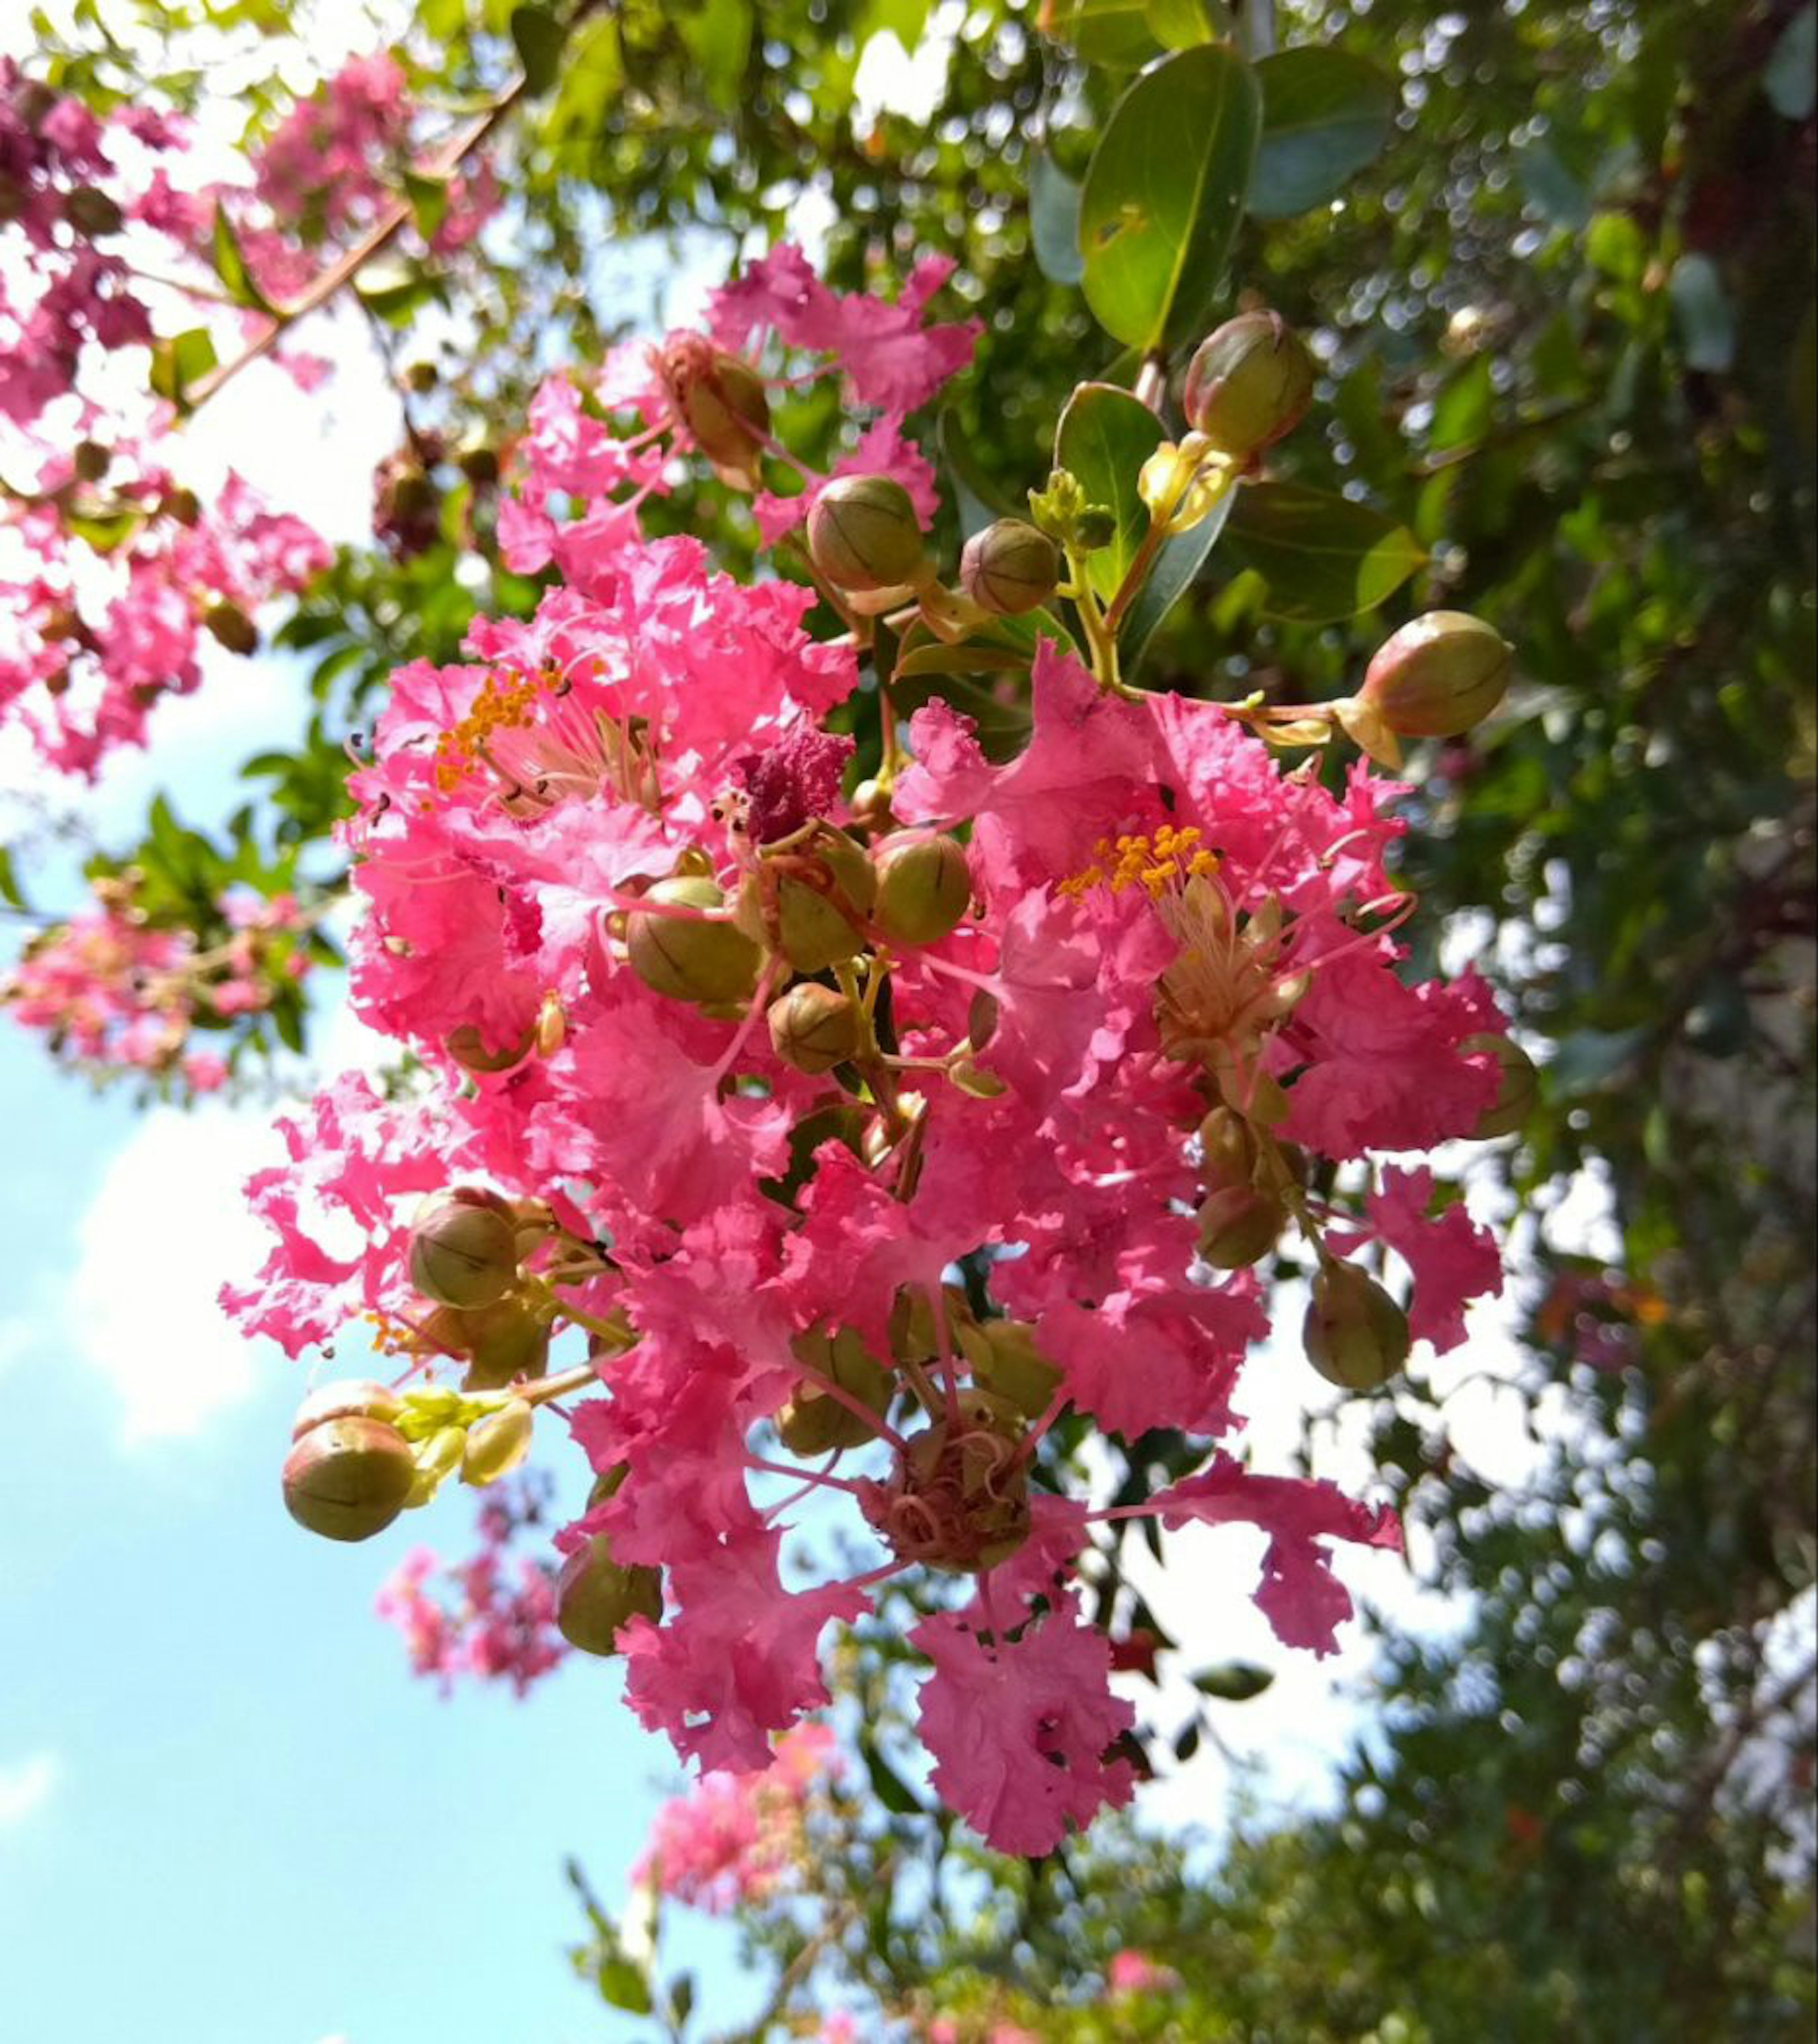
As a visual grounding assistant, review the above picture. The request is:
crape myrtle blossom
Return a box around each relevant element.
[0,52,500,773]
[231,245,1512,1856]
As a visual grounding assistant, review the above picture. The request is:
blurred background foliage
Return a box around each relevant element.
[17,0,1817,2035]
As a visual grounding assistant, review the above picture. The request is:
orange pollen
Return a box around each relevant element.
[1057,824,1218,901]
[432,664,552,795]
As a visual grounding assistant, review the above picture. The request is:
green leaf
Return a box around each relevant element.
[1055,381,1164,602]
[0,844,28,911]
[354,262,437,325]
[1221,481,1426,623]
[1249,46,1396,219]
[1078,44,1262,353]
[1029,147,1085,288]
[1038,0,1162,71]
[510,2,567,95]
[1429,354,1495,454]
[148,327,218,409]
[1585,210,1648,286]
[677,0,751,113]
[210,201,275,312]
[1120,475,1237,675]
[1765,3,1817,120]
[861,1735,924,1814]
[938,409,1021,539]
[595,1956,652,2015]
[402,169,450,245]
[1145,0,1230,51]
[1668,254,1736,374]
[1192,1660,1275,1701]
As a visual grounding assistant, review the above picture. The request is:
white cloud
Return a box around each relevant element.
[0,1751,60,1827]
[67,1105,280,1445]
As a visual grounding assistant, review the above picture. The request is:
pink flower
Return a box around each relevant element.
[1366,1164,1501,1351]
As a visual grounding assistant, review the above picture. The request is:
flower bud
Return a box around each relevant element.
[408,1187,519,1310]
[1197,1105,1257,1186]
[444,1020,534,1073]
[768,983,862,1074]
[447,1296,551,1391]
[969,1320,1062,1419]
[63,185,124,238]
[1196,1184,1288,1269]
[203,600,259,656]
[781,1325,892,1452]
[806,475,926,593]
[873,835,971,947]
[282,1417,416,1542]
[556,1536,663,1656]
[1359,612,1513,739]
[73,440,110,483]
[1463,1031,1539,1138]
[959,519,1060,616]
[768,832,875,974]
[461,1398,536,1486]
[1303,1261,1410,1391]
[664,339,771,490]
[1182,311,1316,459]
[404,1425,467,1507]
[626,874,763,1005]
[290,1378,403,1441]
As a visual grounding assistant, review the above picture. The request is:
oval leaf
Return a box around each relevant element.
[1250,47,1396,218]
[1030,147,1086,286]
[1055,381,1165,602]
[1038,0,1162,70]
[1221,480,1426,623]
[1120,473,1237,674]
[1078,44,1263,353]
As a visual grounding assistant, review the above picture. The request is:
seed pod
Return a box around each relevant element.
[1197,1105,1258,1186]
[1303,1261,1410,1391]
[873,835,971,947]
[959,518,1060,616]
[806,475,925,593]
[282,1417,416,1542]
[1182,311,1316,459]
[668,345,771,490]
[409,1187,519,1310]
[203,601,259,656]
[290,1378,404,1440]
[768,982,863,1074]
[1359,612,1513,739]
[556,1536,663,1656]
[461,1398,536,1485]
[1463,1031,1539,1138]
[626,874,763,1004]
[781,1325,892,1452]
[1197,1184,1288,1270]
[443,1020,535,1073]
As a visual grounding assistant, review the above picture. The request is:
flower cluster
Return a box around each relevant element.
[634,1720,838,1914]
[374,1476,567,1697]
[0,51,500,773]
[1,874,314,1087]
[230,249,1515,1854]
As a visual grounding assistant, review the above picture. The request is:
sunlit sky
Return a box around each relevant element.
[0,9,1573,2039]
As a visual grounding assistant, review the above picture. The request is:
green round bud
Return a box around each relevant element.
[1359,612,1513,739]
[1196,1184,1288,1269]
[626,874,763,1005]
[290,1377,404,1440]
[806,475,925,593]
[1197,1105,1258,1186]
[768,983,863,1074]
[969,1320,1062,1420]
[1182,311,1316,459]
[443,1020,535,1074]
[408,1187,519,1310]
[556,1536,663,1655]
[959,519,1060,616]
[668,343,771,490]
[461,1398,536,1485]
[447,1296,551,1391]
[773,877,864,973]
[873,835,972,947]
[1463,1031,1539,1138]
[1304,1262,1411,1391]
[282,1417,416,1542]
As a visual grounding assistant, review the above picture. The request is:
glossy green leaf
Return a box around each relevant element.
[861,1736,924,1814]
[1249,46,1396,218]
[210,201,274,312]
[938,408,1021,539]
[1055,381,1165,602]
[1120,474,1237,674]
[509,2,567,95]
[1078,44,1262,352]
[402,169,450,245]
[1029,147,1085,287]
[148,326,218,409]
[1038,0,1161,71]
[0,844,27,911]
[1145,0,1231,50]
[1221,481,1426,623]
[677,0,751,113]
